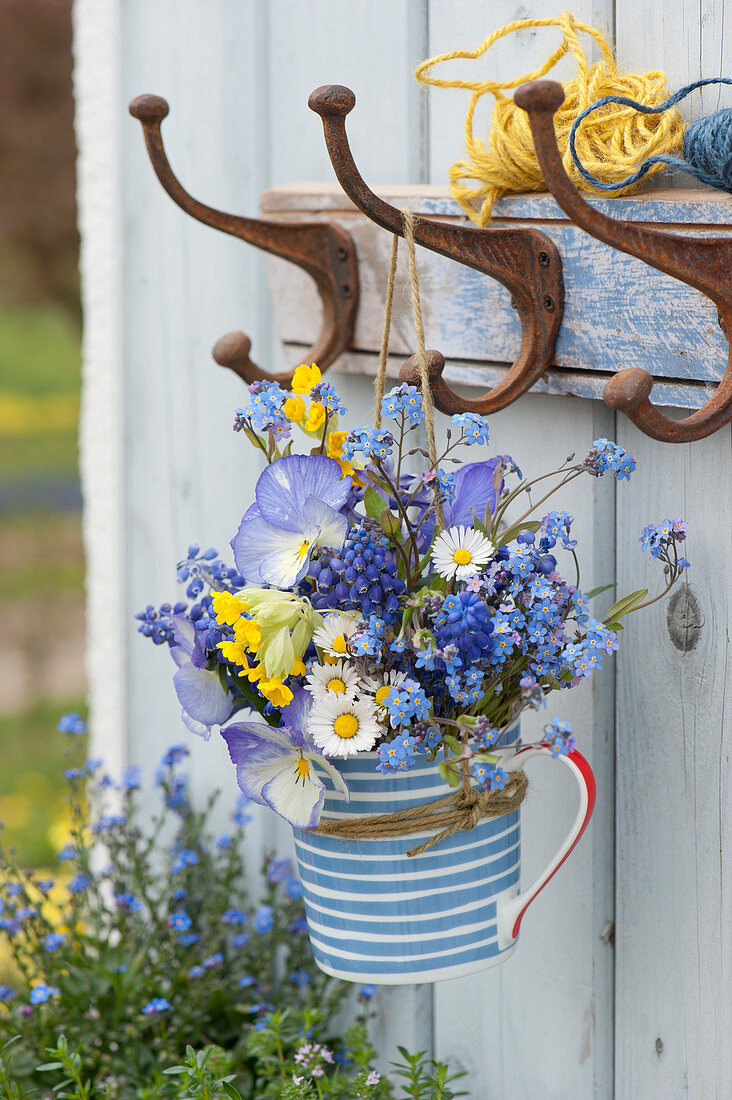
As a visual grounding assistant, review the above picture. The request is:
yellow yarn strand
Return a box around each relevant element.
[415,12,685,225]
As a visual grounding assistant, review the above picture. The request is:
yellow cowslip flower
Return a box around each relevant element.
[242,659,266,683]
[233,617,261,652]
[304,402,326,432]
[291,363,321,394]
[211,591,248,627]
[290,656,306,677]
[258,677,294,708]
[283,396,306,422]
[217,639,250,669]
[327,429,365,482]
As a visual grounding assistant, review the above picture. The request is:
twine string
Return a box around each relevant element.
[401,208,445,532]
[373,233,399,430]
[310,769,529,858]
[415,11,686,225]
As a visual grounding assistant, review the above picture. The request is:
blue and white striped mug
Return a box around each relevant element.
[292,738,595,984]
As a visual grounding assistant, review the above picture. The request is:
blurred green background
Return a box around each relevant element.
[0,0,86,869]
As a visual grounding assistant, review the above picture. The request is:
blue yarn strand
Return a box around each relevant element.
[569,76,732,192]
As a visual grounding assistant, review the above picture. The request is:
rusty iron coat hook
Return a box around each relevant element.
[129,94,358,388]
[515,79,732,444]
[308,85,564,416]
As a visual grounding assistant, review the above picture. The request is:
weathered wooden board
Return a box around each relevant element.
[613,2,732,1097]
[261,184,731,404]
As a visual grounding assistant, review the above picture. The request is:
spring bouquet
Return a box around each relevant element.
[138,363,689,832]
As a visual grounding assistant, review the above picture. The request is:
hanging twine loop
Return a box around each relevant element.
[310,768,529,858]
[371,211,445,531]
[415,11,685,225]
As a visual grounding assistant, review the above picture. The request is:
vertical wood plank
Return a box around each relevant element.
[614,1,732,1094]
[425,0,614,185]
[118,0,275,854]
[72,0,127,775]
[614,426,732,1098]
[430,393,616,1098]
[425,3,616,1093]
[263,1,437,1065]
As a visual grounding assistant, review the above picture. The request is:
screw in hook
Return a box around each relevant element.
[537,250,550,267]
[337,246,349,262]
[342,284,353,298]
[543,294,555,312]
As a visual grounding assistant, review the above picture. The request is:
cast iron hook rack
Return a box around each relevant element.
[515,79,732,444]
[129,93,359,388]
[308,84,565,416]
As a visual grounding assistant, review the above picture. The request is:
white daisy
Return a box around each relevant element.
[305,659,360,702]
[308,695,382,757]
[360,669,407,718]
[431,526,495,581]
[312,614,359,661]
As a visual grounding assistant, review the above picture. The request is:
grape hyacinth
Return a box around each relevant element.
[308,522,407,624]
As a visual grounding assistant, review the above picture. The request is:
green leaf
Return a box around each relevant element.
[604,588,648,623]
[380,507,402,539]
[496,519,541,547]
[585,583,616,600]
[36,1063,64,1073]
[222,1084,244,1100]
[364,487,388,521]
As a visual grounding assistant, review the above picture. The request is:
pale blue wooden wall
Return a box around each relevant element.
[73,1,732,1095]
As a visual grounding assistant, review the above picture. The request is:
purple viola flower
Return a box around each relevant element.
[169,615,234,740]
[231,455,350,589]
[221,689,349,829]
[420,459,504,548]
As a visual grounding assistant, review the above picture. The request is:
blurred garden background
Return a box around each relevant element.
[0,0,85,871]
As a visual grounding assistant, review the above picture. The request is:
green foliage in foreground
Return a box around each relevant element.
[0,731,466,1099]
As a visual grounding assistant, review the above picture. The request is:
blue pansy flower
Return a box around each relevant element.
[232,454,350,588]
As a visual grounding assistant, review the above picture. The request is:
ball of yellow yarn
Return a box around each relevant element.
[416,13,685,225]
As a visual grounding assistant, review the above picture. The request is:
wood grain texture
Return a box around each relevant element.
[614,425,732,1099]
[261,186,731,393]
[427,394,616,1098]
[613,2,732,1096]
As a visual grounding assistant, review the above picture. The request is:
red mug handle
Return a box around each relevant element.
[497,745,596,949]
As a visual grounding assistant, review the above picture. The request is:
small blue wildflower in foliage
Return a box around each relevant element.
[310,380,346,415]
[382,682,430,729]
[584,438,636,480]
[359,984,377,1000]
[238,974,256,989]
[640,518,690,568]
[544,717,577,757]
[380,383,424,424]
[67,873,91,895]
[167,911,192,932]
[232,932,250,948]
[44,932,66,953]
[254,905,274,934]
[56,845,77,862]
[0,985,16,1003]
[30,983,60,1005]
[122,766,142,790]
[286,878,303,900]
[202,953,223,969]
[171,848,199,874]
[451,412,490,445]
[63,767,85,781]
[470,763,509,791]
[141,997,171,1015]
[177,933,200,947]
[267,857,292,883]
[289,969,312,987]
[93,813,126,833]
[341,427,393,463]
[221,907,247,926]
[161,744,188,767]
[57,712,87,736]
[376,732,418,773]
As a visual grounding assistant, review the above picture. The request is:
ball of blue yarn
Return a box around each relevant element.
[683,107,732,191]
[569,76,732,194]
